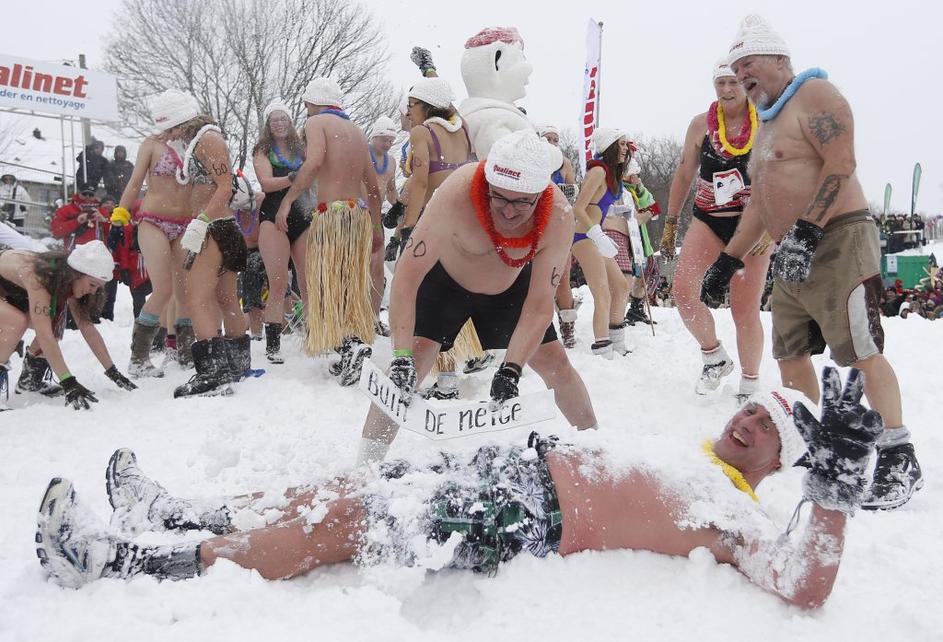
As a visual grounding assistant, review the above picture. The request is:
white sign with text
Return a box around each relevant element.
[358,359,556,441]
[0,53,119,122]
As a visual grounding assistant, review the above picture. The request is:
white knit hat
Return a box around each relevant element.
[151,89,200,131]
[303,77,344,109]
[593,128,624,155]
[371,116,399,139]
[727,15,791,67]
[263,99,292,124]
[485,129,552,193]
[536,123,559,139]
[746,388,810,468]
[408,77,455,109]
[713,57,737,80]
[547,143,563,173]
[67,240,114,282]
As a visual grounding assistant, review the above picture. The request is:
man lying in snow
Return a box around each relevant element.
[35,366,881,609]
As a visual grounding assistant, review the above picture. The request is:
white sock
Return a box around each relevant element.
[356,437,391,467]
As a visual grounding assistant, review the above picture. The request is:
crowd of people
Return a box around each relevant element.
[0,15,927,609]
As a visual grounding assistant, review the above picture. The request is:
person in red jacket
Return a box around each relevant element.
[50,187,110,252]
[106,200,151,320]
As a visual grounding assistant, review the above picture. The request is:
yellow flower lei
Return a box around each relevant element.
[716,102,757,157]
[702,441,759,502]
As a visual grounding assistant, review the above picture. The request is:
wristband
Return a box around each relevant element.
[393,348,413,357]
[424,68,437,77]
[197,213,210,223]
[59,373,73,383]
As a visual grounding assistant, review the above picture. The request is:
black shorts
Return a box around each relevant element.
[208,218,248,274]
[692,208,741,245]
[414,261,557,351]
[259,205,312,245]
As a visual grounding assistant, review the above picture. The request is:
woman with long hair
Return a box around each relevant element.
[570,129,629,358]
[113,90,201,377]
[251,101,310,364]
[173,111,250,398]
[659,61,769,396]
[0,241,136,410]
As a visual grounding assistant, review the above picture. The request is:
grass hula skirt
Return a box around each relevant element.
[432,319,485,375]
[304,200,375,355]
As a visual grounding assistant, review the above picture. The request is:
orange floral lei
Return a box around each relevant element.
[470,161,555,268]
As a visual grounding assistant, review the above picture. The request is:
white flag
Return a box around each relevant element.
[580,19,602,175]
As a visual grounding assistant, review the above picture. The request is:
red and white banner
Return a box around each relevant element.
[580,19,602,175]
[0,53,119,122]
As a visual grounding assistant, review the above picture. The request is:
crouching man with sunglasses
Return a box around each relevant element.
[357,130,599,464]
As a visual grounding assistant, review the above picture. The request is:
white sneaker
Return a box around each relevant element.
[695,344,734,394]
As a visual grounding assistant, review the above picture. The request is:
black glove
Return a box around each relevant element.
[107,225,125,252]
[793,367,884,514]
[389,355,417,406]
[384,236,401,262]
[105,365,137,391]
[773,219,825,282]
[489,362,522,411]
[60,376,98,410]
[383,201,404,229]
[700,252,744,308]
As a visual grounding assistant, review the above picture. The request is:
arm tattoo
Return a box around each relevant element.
[33,302,51,316]
[808,112,846,145]
[551,266,562,288]
[805,174,847,222]
[412,240,427,258]
[212,162,229,176]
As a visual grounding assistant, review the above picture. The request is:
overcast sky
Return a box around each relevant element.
[4,0,941,213]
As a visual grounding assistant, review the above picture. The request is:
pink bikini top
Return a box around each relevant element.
[151,145,182,178]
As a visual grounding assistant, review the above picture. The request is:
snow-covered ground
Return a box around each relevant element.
[1,286,940,642]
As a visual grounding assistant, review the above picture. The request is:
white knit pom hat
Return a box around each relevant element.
[593,127,624,155]
[67,240,114,282]
[713,57,737,80]
[536,123,559,139]
[303,77,344,109]
[370,116,399,139]
[408,77,455,110]
[263,99,292,124]
[727,15,791,67]
[151,89,200,131]
[485,129,552,193]
[746,388,811,469]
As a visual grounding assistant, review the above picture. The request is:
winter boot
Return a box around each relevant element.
[625,296,655,325]
[558,309,577,349]
[609,322,635,356]
[264,323,284,364]
[128,321,164,379]
[36,478,202,588]
[176,323,195,369]
[151,326,167,354]
[15,350,64,396]
[224,334,252,381]
[591,339,614,360]
[106,448,232,536]
[862,440,924,510]
[173,338,233,398]
[463,351,496,374]
[0,362,9,411]
[335,336,372,386]
[695,343,735,394]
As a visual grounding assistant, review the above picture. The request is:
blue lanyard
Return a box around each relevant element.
[757,68,829,122]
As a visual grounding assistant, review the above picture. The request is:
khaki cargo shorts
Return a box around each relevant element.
[771,212,885,367]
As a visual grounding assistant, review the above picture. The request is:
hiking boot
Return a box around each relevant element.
[265,323,284,364]
[336,337,372,387]
[173,338,233,398]
[463,351,496,374]
[609,322,634,356]
[128,321,164,379]
[625,296,655,325]
[591,339,614,360]
[861,443,924,510]
[15,351,64,397]
[176,324,195,369]
[695,343,734,394]
[558,309,577,349]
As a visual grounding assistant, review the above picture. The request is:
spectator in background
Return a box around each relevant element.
[0,173,33,230]
[75,141,109,193]
[50,188,110,252]
[106,200,151,321]
[104,146,135,201]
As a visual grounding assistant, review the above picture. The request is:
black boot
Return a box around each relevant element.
[224,334,252,381]
[265,323,284,364]
[176,324,195,369]
[173,338,233,398]
[625,296,655,325]
[15,351,64,397]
